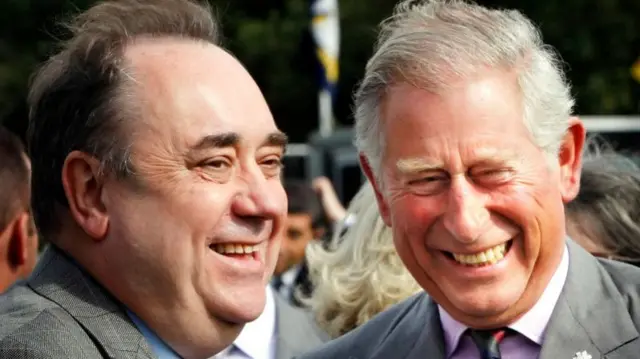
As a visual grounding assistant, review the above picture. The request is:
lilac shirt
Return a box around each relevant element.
[439,245,569,359]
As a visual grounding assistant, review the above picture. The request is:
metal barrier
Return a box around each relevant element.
[582,116,640,132]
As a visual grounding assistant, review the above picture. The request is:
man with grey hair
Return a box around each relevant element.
[0,0,288,358]
[299,1,640,358]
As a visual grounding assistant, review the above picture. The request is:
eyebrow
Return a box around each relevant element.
[396,150,523,174]
[192,132,240,150]
[396,157,443,174]
[261,132,289,151]
[190,131,288,152]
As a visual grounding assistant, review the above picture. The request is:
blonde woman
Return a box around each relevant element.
[303,181,422,338]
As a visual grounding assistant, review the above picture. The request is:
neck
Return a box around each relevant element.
[136,305,242,359]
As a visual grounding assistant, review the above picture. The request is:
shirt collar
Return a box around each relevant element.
[129,287,277,359]
[439,244,570,356]
[127,311,181,359]
[231,286,277,359]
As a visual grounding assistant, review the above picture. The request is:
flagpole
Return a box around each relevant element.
[311,0,340,137]
[318,89,333,136]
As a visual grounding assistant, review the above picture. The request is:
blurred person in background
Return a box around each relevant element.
[272,179,329,306]
[0,0,288,358]
[311,176,347,228]
[300,1,640,358]
[0,126,38,293]
[566,139,640,266]
[304,181,421,339]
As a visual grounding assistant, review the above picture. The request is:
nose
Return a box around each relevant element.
[231,168,286,226]
[441,176,490,243]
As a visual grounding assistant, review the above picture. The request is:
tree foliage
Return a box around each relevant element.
[1,0,638,141]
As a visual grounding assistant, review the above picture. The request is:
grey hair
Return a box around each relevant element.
[354,0,574,176]
[303,181,422,338]
[565,137,640,263]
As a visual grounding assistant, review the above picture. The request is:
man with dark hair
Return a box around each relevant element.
[272,180,327,305]
[0,126,38,293]
[566,142,640,265]
[0,0,288,358]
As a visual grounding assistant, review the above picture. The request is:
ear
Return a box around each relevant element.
[6,213,27,268]
[558,117,586,203]
[61,151,109,240]
[359,153,392,227]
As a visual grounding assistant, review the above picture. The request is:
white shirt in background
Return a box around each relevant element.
[213,286,277,359]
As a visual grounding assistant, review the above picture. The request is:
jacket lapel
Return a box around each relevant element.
[403,296,446,359]
[28,247,155,359]
[540,240,639,359]
[368,293,446,359]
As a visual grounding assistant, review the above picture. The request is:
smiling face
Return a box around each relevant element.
[97,39,288,355]
[363,70,584,328]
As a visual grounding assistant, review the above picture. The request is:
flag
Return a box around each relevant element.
[310,0,340,136]
[311,0,340,97]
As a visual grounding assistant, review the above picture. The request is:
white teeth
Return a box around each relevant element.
[452,243,507,266]
[212,243,259,255]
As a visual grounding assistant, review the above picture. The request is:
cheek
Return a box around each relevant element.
[180,186,233,222]
[293,240,309,256]
[279,239,293,254]
[267,181,288,211]
[390,197,440,236]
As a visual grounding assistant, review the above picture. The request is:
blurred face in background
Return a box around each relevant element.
[363,70,584,328]
[274,212,316,275]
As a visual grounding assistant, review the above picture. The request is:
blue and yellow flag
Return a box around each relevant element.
[310,0,340,98]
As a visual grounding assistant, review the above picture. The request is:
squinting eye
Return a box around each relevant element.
[261,157,284,169]
[472,168,514,185]
[478,169,510,177]
[407,176,449,195]
[206,159,231,169]
[409,176,445,185]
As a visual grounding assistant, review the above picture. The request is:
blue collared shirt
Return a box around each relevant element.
[127,310,181,359]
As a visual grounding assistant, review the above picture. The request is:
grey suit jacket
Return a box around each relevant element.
[297,240,640,359]
[273,291,328,359]
[0,246,155,358]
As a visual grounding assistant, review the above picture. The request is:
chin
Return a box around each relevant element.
[449,286,526,324]
[215,291,267,324]
[454,297,512,319]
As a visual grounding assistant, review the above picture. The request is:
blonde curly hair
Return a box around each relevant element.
[303,181,422,338]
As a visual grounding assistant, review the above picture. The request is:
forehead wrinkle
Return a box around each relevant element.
[470,146,523,166]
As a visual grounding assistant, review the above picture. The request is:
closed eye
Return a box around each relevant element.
[471,168,514,185]
[409,175,447,185]
[407,175,449,195]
